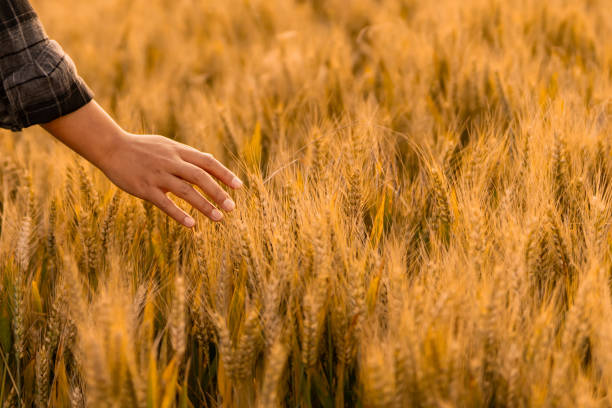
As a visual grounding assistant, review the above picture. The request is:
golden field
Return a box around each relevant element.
[2,0,612,406]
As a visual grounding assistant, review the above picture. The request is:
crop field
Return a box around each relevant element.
[1,0,612,406]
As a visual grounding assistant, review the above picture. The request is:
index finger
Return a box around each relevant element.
[180,148,243,189]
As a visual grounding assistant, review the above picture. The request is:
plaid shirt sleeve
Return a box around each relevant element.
[0,0,93,131]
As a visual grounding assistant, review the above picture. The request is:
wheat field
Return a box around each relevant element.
[1,0,612,406]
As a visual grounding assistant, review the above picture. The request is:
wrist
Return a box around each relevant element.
[95,128,131,173]
[41,100,130,172]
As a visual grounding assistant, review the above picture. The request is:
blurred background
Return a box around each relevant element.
[2,1,612,406]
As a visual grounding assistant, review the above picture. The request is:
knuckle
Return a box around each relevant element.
[157,199,170,213]
[213,187,227,202]
[152,196,168,212]
[202,153,214,165]
[193,169,207,186]
[200,179,222,200]
[173,147,185,159]
[178,182,193,196]
[161,157,177,169]
[201,202,214,214]
[133,180,151,200]
[143,175,157,189]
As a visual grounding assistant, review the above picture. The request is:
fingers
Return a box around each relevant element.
[179,149,243,189]
[149,190,197,228]
[174,162,236,212]
[164,176,224,222]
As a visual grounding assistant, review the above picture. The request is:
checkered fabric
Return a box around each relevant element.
[0,0,93,131]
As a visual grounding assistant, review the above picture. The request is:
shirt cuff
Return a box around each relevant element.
[0,17,94,131]
[7,55,95,129]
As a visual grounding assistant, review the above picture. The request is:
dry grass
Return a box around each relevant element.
[1,0,612,406]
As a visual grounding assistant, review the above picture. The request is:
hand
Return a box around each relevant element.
[101,132,243,227]
[41,100,243,228]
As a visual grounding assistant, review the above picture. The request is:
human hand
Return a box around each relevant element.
[100,132,243,227]
[42,100,242,227]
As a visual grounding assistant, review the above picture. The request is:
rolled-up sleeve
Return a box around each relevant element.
[0,0,93,131]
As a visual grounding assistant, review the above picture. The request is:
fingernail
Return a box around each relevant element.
[211,209,223,221]
[222,198,236,211]
[183,216,195,228]
[231,176,243,189]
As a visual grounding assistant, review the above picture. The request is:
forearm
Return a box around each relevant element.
[41,100,127,171]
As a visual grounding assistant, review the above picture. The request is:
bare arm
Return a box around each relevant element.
[41,100,242,228]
